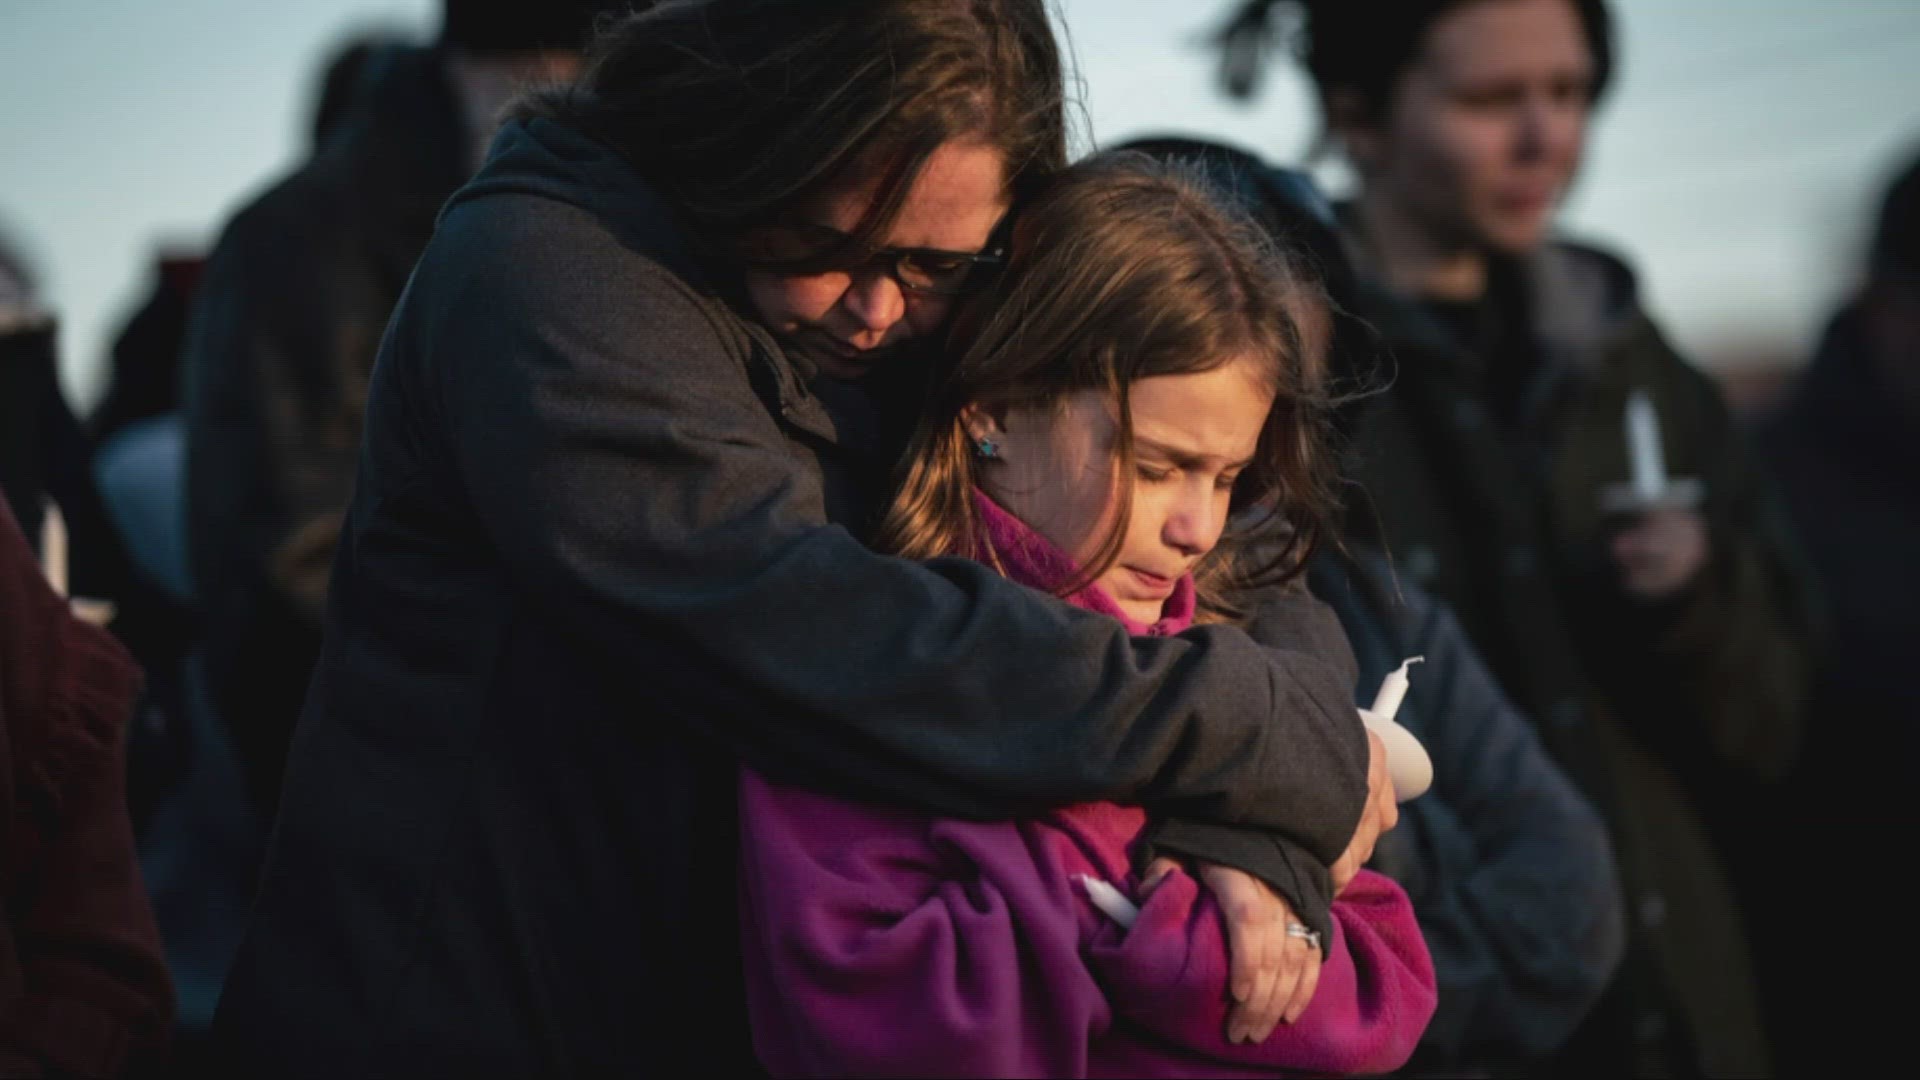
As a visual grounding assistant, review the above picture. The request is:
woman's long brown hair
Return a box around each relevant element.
[516,0,1069,260]
[877,151,1339,621]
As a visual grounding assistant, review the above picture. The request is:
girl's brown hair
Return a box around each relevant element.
[877,151,1339,619]
[517,0,1068,260]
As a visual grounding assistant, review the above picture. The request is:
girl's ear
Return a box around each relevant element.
[960,400,1010,446]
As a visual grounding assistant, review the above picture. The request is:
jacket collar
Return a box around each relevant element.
[969,489,1196,636]
[1336,207,1648,427]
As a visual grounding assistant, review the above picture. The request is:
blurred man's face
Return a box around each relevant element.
[1352,0,1597,256]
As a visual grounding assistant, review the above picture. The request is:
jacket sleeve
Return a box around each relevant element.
[1136,584,1369,948]
[418,195,1368,868]
[0,507,174,1078]
[736,771,1107,1078]
[1360,576,1626,1067]
[1582,320,1820,783]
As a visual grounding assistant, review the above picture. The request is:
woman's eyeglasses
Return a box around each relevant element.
[742,222,1007,298]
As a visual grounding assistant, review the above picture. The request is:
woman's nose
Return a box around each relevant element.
[839,267,907,337]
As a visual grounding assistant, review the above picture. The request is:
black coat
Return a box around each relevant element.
[1337,237,1817,1078]
[208,116,1372,1077]
[1756,294,1920,1072]
[1313,552,1624,1072]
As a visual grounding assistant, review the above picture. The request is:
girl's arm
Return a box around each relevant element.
[740,767,1434,1078]
[737,771,1108,1077]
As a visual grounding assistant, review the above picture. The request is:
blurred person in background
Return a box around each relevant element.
[87,251,203,456]
[87,35,400,608]
[1215,1,1820,1075]
[0,229,192,833]
[180,1,611,820]
[1757,147,1920,1074]
[1,497,174,1079]
[1121,135,1628,1077]
[88,29,388,460]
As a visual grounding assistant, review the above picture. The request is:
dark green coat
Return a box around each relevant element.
[1337,235,1817,1077]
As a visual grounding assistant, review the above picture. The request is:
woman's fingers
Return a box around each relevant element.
[1249,935,1304,1043]
[1283,944,1324,1025]
[1239,919,1283,1043]
[1195,862,1332,1041]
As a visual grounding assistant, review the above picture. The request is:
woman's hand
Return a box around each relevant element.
[1331,729,1398,895]
[1134,732,1397,1044]
[1142,858,1324,1043]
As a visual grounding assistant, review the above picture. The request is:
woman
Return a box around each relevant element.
[1,499,174,1078]
[740,153,1434,1078]
[1216,1,1819,1075]
[209,4,1390,1075]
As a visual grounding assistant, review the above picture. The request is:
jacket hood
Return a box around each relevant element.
[446,116,713,290]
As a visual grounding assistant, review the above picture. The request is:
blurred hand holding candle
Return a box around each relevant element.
[1602,388,1703,514]
[38,500,116,627]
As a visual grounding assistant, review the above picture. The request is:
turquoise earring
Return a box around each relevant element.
[975,436,1000,459]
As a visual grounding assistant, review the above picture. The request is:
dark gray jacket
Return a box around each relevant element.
[209,117,1370,1077]
[1313,553,1624,1072]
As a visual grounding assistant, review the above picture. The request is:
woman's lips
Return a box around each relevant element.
[1494,189,1553,215]
[807,334,882,377]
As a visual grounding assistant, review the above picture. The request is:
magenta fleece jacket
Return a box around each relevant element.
[738,493,1436,1076]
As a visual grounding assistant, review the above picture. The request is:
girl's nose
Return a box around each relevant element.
[1163,484,1223,558]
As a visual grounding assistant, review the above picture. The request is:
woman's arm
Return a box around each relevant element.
[420,192,1369,885]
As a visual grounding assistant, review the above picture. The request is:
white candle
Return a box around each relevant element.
[39,499,68,598]
[1076,875,1139,929]
[1626,389,1667,503]
[1369,656,1425,721]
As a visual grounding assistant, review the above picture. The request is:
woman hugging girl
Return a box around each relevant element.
[737,151,1437,1078]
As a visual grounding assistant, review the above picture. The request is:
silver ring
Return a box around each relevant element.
[1286,922,1322,949]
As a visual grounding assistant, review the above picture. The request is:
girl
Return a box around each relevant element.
[739,153,1436,1078]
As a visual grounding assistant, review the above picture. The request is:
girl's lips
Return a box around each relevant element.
[1123,567,1177,597]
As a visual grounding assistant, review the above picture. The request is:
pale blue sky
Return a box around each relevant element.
[4,1,1918,407]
